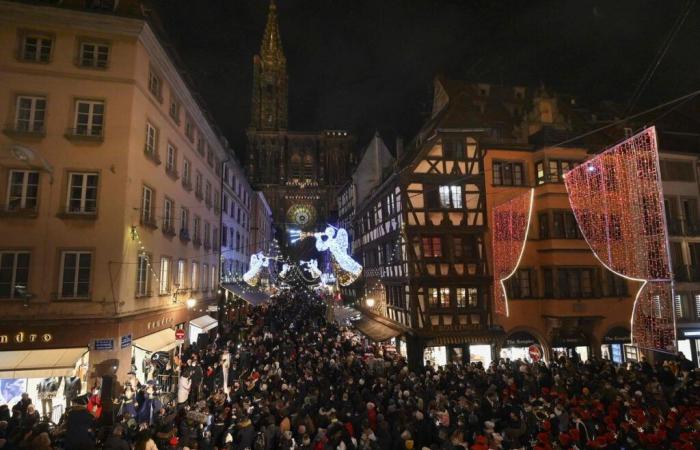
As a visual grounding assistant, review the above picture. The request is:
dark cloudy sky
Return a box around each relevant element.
[152,0,699,155]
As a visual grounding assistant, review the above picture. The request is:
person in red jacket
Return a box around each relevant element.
[87,387,102,419]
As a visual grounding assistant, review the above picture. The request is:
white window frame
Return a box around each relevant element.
[204,221,211,246]
[163,197,173,231]
[148,70,162,99]
[177,259,185,288]
[74,100,104,136]
[21,34,52,62]
[166,144,176,172]
[195,172,202,196]
[183,159,191,185]
[210,265,216,291]
[66,172,98,214]
[136,253,150,297]
[159,257,171,294]
[180,207,189,233]
[193,216,201,240]
[145,122,158,155]
[191,262,198,291]
[0,251,30,299]
[141,186,153,223]
[79,41,109,68]
[14,96,46,132]
[58,251,91,299]
[7,170,39,211]
[169,96,180,123]
[202,263,209,290]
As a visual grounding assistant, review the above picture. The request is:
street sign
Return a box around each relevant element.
[528,344,542,362]
[120,334,132,349]
[175,328,185,341]
[94,338,114,351]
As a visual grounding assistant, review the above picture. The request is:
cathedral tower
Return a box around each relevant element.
[250,0,288,131]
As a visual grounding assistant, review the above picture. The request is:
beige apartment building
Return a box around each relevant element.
[0,0,231,411]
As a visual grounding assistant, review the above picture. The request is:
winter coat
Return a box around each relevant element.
[235,420,256,450]
[178,375,192,404]
[103,435,131,450]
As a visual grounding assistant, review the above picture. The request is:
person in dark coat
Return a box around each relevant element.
[103,425,131,450]
[234,415,256,450]
[63,404,95,450]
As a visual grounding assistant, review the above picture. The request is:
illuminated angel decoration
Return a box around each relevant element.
[279,263,290,279]
[243,252,269,287]
[314,227,362,286]
[300,259,322,279]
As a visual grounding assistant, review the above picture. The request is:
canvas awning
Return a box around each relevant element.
[354,316,402,342]
[0,347,87,379]
[221,283,269,306]
[133,329,178,353]
[189,315,218,332]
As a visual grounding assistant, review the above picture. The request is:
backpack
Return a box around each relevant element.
[254,431,267,450]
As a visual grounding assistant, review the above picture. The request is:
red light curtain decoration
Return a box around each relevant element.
[564,127,676,353]
[492,189,534,316]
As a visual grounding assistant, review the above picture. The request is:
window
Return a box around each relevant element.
[535,161,545,185]
[557,268,595,298]
[14,96,46,132]
[509,269,532,298]
[177,259,185,288]
[222,225,228,247]
[193,216,201,241]
[59,251,91,298]
[141,186,153,224]
[135,253,150,297]
[443,140,465,159]
[421,237,442,258]
[538,213,549,239]
[148,70,162,99]
[169,96,180,123]
[204,221,211,246]
[675,294,686,319]
[222,194,229,214]
[207,148,214,167]
[145,122,158,156]
[191,262,198,290]
[182,159,191,187]
[543,268,554,297]
[439,287,450,307]
[428,288,439,307]
[548,160,559,182]
[456,288,468,308]
[180,207,189,234]
[163,197,174,232]
[7,170,39,211]
[211,265,217,291]
[606,271,627,296]
[166,144,177,174]
[197,136,206,155]
[493,161,525,186]
[0,252,30,299]
[202,263,209,290]
[159,257,171,294]
[467,287,478,307]
[74,100,104,136]
[79,41,109,68]
[185,116,195,142]
[21,34,52,62]
[438,185,463,208]
[195,172,203,197]
[205,181,212,206]
[551,211,580,239]
[67,173,98,214]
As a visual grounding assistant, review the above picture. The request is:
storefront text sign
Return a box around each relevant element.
[94,339,114,351]
[0,332,53,345]
[146,315,175,330]
[120,334,132,349]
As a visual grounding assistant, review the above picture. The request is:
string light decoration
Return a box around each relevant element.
[243,252,269,287]
[130,225,161,287]
[492,189,534,317]
[300,259,322,279]
[564,127,676,353]
[314,226,362,286]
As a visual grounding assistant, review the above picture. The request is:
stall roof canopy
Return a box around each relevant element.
[133,329,178,353]
[221,283,269,306]
[190,315,218,332]
[0,347,87,379]
[353,316,402,342]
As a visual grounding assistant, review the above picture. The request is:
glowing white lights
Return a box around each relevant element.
[300,259,322,279]
[243,252,270,287]
[314,226,362,286]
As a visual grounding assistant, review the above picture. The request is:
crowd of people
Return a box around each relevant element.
[0,291,698,450]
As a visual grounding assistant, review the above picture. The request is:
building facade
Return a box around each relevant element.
[0,0,231,405]
[246,1,355,234]
[221,158,254,282]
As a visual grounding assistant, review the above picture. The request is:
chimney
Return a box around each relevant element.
[396,136,404,160]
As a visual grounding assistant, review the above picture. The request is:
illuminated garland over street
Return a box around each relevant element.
[314,226,362,286]
[243,252,269,287]
[492,189,534,317]
[300,259,322,279]
[564,127,676,353]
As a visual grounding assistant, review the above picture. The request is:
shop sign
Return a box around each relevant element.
[120,334,132,349]
[147,315,175,331]
[505,331,537,347]
[175,329,185,341]
[0,332,53,345]
[528,344,542,362]
[94,338,114,351]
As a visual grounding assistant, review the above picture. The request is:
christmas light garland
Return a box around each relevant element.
[314,227,362,286]
[564,127,676,353]
[492,189,534,317]
[243,252,269,287]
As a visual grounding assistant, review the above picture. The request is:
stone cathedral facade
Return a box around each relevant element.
[246,1,355,233]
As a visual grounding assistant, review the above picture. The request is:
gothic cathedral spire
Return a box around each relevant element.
[250,0,288,130]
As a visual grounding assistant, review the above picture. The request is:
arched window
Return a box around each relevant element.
[290,154,302,179]
[303,155,314,180]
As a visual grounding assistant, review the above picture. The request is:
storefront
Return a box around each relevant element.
[551,329,590,362]
[132,327,181,384]
[188,315,218,345]
[677,327,700,367]
[500,331,544,363]
[423,343,493,367]
[601,326,633,364]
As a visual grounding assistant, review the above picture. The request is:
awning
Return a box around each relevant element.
[133,329,178,353]
[189,315,218,332]
[0,347,87,379]
[221,283,269,306]
[354,316,402,342]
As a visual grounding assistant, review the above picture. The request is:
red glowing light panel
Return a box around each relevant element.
[564,127,676,353]
[492,189,534,316]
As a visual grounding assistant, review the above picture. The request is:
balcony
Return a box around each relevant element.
[140,215,158,230]
[179,228,190,242]
[162,223,176,237]
[65,127,104,142]
[165,166,179,181]
[3,123,45,139]
[674,265,700,282]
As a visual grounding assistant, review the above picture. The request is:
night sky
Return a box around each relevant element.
[152,0,700,156]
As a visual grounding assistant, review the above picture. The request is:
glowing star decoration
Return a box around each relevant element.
[300,259,322,279]
[314,227,362,286]
[492,189,534,317]
[243,252,269,287]
[564,127,676,353]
